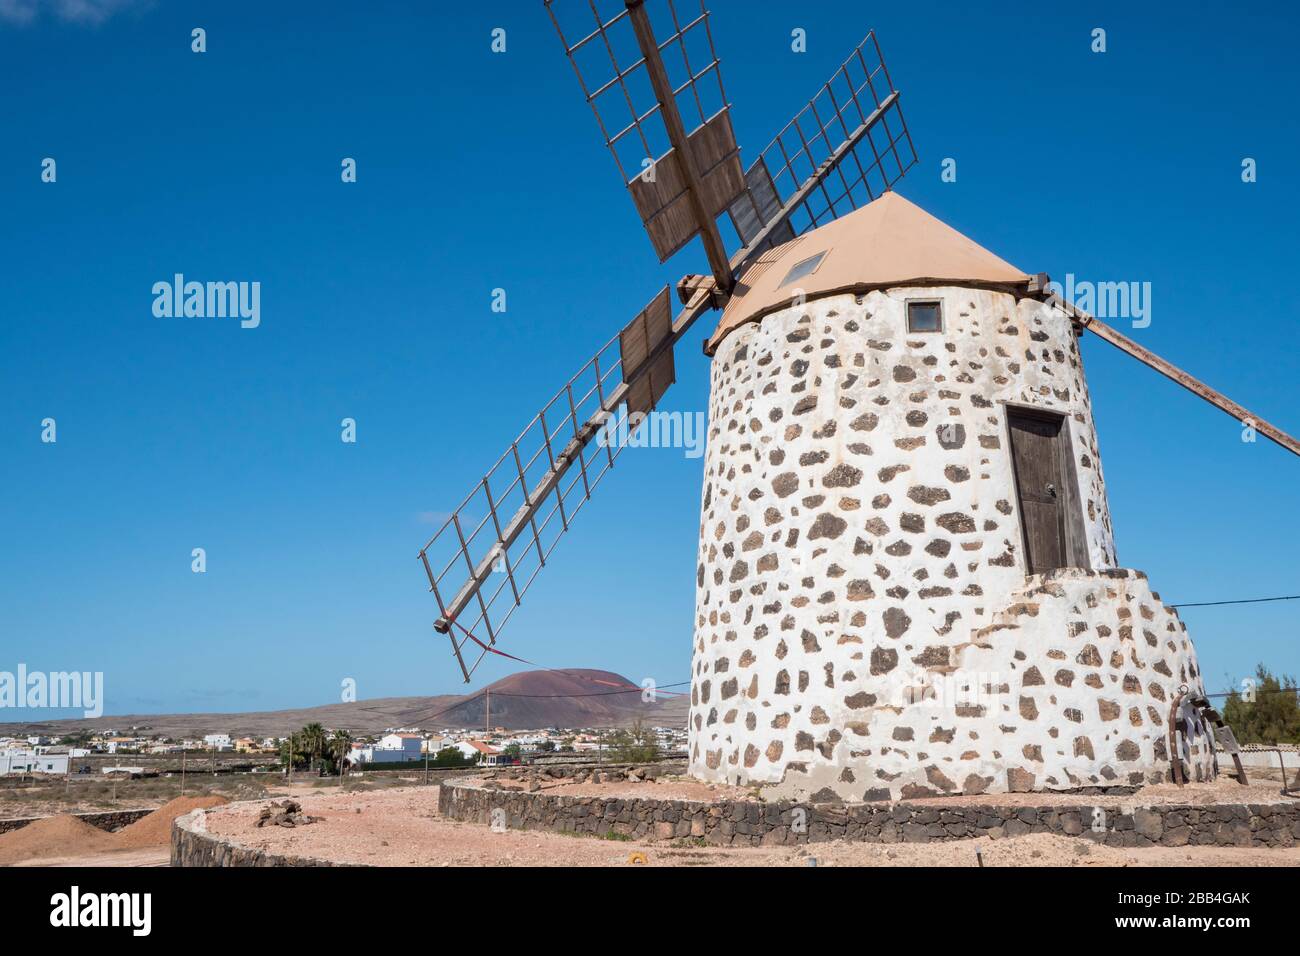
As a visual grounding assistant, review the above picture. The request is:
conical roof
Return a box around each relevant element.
[707,191,1031,353]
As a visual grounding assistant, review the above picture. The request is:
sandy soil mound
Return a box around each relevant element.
[0,814,117,865]
[114,795,229,849]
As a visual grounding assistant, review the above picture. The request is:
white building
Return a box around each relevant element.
[455,740,504,765]
[346,733,424,768]
[1,749,68,775]
[376,733,423,756]
[203,733,233,750]
[421,735,455,754]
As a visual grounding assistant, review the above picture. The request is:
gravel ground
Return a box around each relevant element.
[199,784,1300,867]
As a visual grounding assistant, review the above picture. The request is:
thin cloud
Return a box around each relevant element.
[0,0,150,26]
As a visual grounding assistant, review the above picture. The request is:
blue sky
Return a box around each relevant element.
[1,0,1297,721]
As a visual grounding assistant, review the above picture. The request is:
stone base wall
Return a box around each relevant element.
[0,807,153,835]
[716,567,1217,803]
[171,809,361,867]
[439,780,1299,849]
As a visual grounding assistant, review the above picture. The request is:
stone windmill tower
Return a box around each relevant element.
[689,192,1208,800]
[417,0,1299,799]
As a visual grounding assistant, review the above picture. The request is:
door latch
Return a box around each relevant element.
[1045,483,1057,498]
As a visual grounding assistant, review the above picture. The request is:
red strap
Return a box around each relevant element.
[452,621,537,666]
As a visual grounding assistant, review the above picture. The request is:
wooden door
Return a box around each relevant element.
[1007,410,1068,574]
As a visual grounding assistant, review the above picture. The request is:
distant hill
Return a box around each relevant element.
[0,669,689,738]
[407,669,687,730]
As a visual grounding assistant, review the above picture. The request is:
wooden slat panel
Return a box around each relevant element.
[689,110,745,216]
[627,109,744,262]
[643,191,705,262]
[687,109,737,173]
[697,153,745,217]
[729,156,794,248]
[618,286,673,383]
[627,152,686,229]
[643,287,672,352]
[626,347,675,417]
[648,348,674,409]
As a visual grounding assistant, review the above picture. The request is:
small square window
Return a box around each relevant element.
[907,300,942,332]
[779,251,826,288]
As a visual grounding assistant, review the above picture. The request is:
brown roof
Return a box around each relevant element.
[707,191,1031,354]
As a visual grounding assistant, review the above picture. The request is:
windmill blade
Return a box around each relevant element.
[419,285,713,682]
[728,32,918,261]
[1032,277,1300,457]
[545,0,744,290]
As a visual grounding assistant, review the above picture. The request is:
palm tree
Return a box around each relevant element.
[328,730,352,775]
[300,723,327,772]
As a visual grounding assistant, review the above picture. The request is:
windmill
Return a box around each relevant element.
[418,0,1299,801]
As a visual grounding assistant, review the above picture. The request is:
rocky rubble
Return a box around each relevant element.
[255,800,322,828]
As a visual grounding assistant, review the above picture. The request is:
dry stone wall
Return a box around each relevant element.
[690,287,1213,800]
[439,780,1297,849]
[0,807,152,835]
[171,809,356,867]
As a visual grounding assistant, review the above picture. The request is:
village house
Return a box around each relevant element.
[376,733,423,756]
[0,747,68,775]
[346,732,423,769]
[102,736,144,754]
[455,740,503,766]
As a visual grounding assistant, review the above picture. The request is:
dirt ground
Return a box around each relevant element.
[0,778,420,867]
[6,770,1297,868]
[197,783,1300,868]
[0,772,408,820]
[9,847,172,868]
[0,795,227,867]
